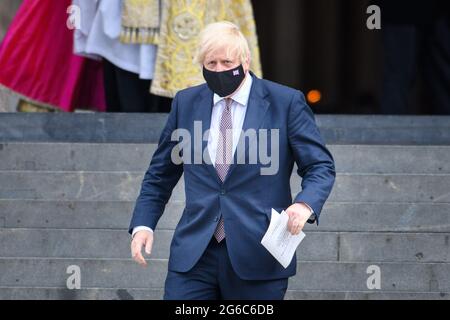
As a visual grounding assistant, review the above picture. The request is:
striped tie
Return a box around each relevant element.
[213,98,233,242]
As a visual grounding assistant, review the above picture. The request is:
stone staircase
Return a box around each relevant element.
[0,113,449,300]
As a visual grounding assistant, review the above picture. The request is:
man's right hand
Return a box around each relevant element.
[131,230,153,267]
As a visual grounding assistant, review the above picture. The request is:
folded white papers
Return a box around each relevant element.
[261,208,306,268]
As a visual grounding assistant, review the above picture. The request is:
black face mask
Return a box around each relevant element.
[203,64,245,97]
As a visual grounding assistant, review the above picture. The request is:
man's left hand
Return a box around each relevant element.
[286,202,312,235]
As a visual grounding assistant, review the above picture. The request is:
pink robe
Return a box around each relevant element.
[0,0,106,112]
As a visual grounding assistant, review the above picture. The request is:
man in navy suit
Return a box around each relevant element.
[129,21,335,300]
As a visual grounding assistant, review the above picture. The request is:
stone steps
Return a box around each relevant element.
[1,113,450,144]
[0,258,449,292]
[0,287,447,300]
[1,171,449,203]
[1,200,449,232]
[1,113,449,299]
[1,143,450,174]
[1,229,449,263]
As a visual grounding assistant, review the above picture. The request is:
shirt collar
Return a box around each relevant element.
[213,72,253,107]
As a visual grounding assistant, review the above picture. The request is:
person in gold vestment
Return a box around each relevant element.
[150,0,263,98]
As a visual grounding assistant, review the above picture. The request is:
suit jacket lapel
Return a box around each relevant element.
[194,88,222,185]
[224,75,270,182]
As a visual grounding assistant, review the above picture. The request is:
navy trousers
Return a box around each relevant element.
[103,59,172,113]
[164,237,289,300]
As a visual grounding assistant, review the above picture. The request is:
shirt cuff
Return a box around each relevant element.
[132,226,154,239]
[298,201,316,223]
[300,202,314,214]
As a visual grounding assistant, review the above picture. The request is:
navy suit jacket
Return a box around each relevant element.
[129,74,336,280]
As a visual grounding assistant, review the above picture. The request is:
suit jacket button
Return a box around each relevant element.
[220,189,226,195]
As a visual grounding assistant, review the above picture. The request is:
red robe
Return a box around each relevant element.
[0,0,106,112]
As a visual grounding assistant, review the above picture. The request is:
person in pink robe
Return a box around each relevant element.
[0,0,106,112]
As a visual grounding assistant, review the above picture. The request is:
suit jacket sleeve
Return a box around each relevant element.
[288,91,336,225]
[128,94,184,233]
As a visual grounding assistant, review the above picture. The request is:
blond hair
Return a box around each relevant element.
[195,21,251,66]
